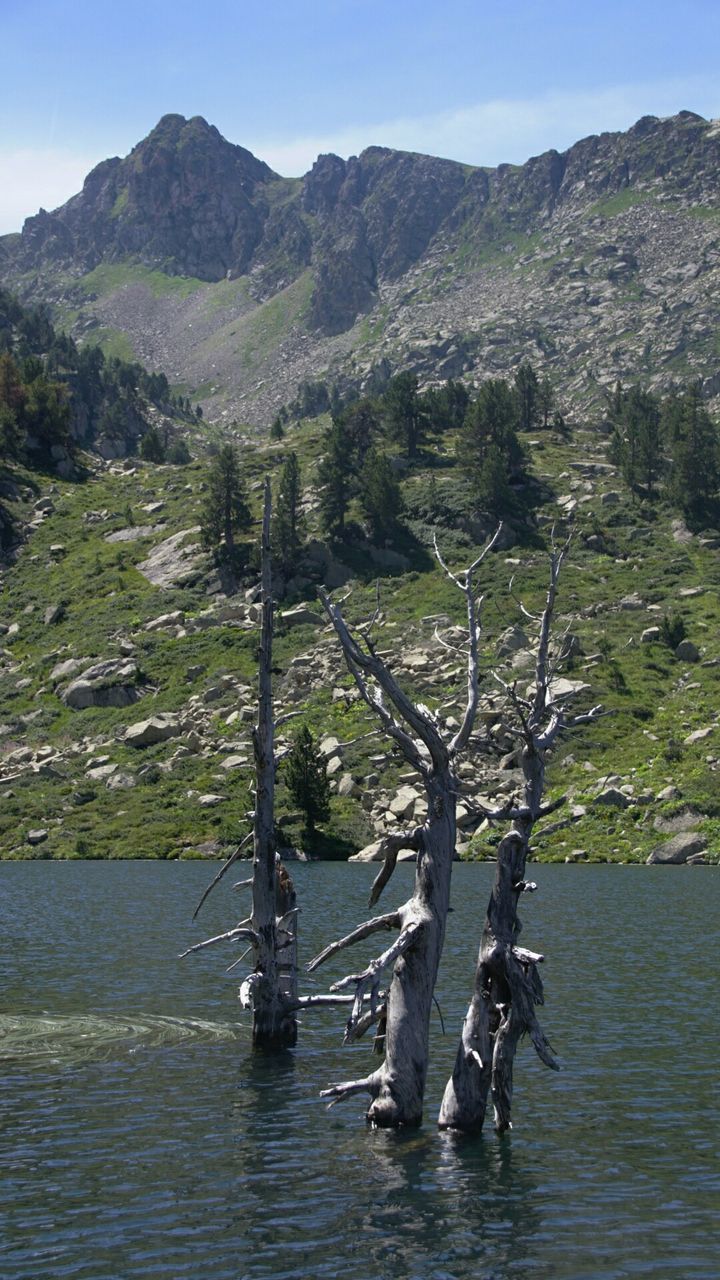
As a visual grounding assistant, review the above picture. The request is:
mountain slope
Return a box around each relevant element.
[2,111,720,425]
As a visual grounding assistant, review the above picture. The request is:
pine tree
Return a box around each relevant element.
[665,386,719,518]
[140,425,166,463]
[515,361,539,432]
[359,448,403,542]
[285,725,331,832]
[384,371,426,460]
[460,378,524,482]
[537,375,554,428]
[317,419,351,539]
[200,444,251,555]
[274,451,304,575]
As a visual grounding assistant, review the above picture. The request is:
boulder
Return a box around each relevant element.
[641,627,661,644]
[646,832,707,865]
[280,605,324,628]
[137,527,203,588]
[676,639,700,662]
[389,785,420,819]
[106,771,136,791]
[348,839,386,862]
[684,726,713,745]
[594,787,629,808]
[62,659,142,710]
[124,714,184,747]
[497,625,529,657]
[27,829,48,846]
[50,657,88,684]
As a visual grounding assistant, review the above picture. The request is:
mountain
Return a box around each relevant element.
[2,110,720,424]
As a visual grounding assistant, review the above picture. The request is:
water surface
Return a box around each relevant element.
[1,862,717,1279]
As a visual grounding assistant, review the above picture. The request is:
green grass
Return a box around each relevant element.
[80,263,207,301]
[87,326,137,361]
[586,190,650,219]
[2,410,719,863]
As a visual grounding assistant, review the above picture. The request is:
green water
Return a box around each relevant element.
[1,862,718,1279]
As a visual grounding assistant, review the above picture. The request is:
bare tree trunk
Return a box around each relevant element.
[181,480,298,1048]
[439,542,603,1133]
[249,479,297,1046]
[312,529,501,1127]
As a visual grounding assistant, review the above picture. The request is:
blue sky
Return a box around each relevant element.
[1,0,718,234]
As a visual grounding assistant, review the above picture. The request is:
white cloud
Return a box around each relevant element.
[0,147,102,236]
[251,76,720,175]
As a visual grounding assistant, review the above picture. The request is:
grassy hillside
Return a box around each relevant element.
[1,406,718,864]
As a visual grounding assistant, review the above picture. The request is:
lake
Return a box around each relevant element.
[1,861,718,1280]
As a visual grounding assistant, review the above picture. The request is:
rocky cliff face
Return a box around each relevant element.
[16,114,279,282]
[3,111,720,422]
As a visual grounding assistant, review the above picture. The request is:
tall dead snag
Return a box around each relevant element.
[312,528,502,1128]
[181,479,298,1048]
[438,540,603,1134]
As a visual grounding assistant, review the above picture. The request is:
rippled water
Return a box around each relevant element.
[1,861,718,1280]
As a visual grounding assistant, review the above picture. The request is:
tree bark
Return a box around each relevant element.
[249,479,297,1047]
[315,528,501,1127]
[439,543,603,1134]
[183,480,298,1048]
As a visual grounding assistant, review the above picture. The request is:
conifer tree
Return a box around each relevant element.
[514,361,539,432]
[317,419,351,539]
[200,444,251,555]
[285,726,331,833]
[274,451,304,575]
[384,371,426,460]
[140,425,166,463]
[359,448,403,542]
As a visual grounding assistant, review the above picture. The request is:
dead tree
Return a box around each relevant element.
[181,479,298,1047]
[439,540,603,1134]
[310,528,502,1127]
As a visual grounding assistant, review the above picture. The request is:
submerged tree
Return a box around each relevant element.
[182,481,299,1047]
[309,527,502,1127]
[439,540,603,1133]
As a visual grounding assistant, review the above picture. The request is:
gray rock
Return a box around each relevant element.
[27,829,49,846]
[106,771,136,791]
[137,528,203,588]
[684,726,713,745]
[336,773,357,798]
[348,839,386,862]
[50,657,88,684]
[646,832,707,865]
[676,639,700,662]
[280,605,324,628]
[125,714,184,747]
[105,524,163,543]
[641,626,661,644]
[594,787,629,808]
[219,754,249,770]
[44,603,65,626]
[389,785,420,819]
[62,659,142,710]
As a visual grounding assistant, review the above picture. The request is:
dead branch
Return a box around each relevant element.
[368,827,423,907]
[307,911,401,973]
[192,831,253,920]
[179,924,260,958]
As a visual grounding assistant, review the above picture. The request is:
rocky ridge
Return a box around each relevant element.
[3,112,720,426]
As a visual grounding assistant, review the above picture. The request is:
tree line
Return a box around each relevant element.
[607,380,720,523]
[0,286,199,469]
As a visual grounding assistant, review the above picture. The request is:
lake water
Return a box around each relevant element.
[1,861,718,1280]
